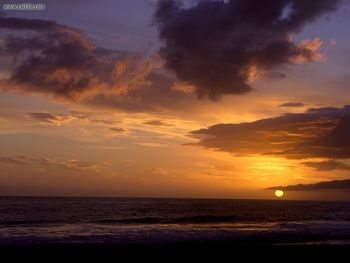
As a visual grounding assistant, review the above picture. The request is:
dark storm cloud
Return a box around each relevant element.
[267,179,350,191]
[0,16,156,100]
[279,102,305,108]
[189,105,350,159]
[154,0,342,99]
[303,160,350,171]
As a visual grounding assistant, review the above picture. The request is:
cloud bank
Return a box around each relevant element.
[154,0,342,99]
[302,160,350,171]
[189,105,350,159]
[267,179,350,191]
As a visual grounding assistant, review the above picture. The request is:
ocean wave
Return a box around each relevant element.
[95,215,242,225]
[0,220,59,226]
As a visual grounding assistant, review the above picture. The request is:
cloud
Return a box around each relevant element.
[279,102,305,108]
[154,0,341,99]
[28,111,119,126]
[0,16,157,101]
[189,105,350,159]
[267,179,350,191]
[303,160,350,171]
[136,142,166,148]
[0,156,28,165]
[84,72,194,113]
[143,119,173,126]
[0,16,200,115]
[109,127,126,133]
[0,155,104,173]
[28,112,74,125]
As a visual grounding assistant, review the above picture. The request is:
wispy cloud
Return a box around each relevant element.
[279,102,305,108]
[28,112,75,125]
[303,160,350,171]
[28,111,120,126]
[143,119,173,127]
[109,127,126,133]
[0,156,28,165]
[0,155,108,174]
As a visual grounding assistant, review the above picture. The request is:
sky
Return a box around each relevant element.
[0,0,350,200]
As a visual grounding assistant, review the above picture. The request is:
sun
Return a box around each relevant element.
[274,190,284,198]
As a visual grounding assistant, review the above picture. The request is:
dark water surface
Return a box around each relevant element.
[1,197,350,245]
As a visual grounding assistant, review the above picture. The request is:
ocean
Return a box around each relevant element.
[1,197,350,245]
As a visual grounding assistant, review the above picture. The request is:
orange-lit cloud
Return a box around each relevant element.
[0,16,158,101]
[28,112,76,125]
[302,160,350,171]
[27,111,120,126]
[291,38,325,64]
[143,119,173,127]
[0,155,108,174]
[190,105,350,161]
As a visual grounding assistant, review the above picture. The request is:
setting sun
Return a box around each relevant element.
[275,190,284,198]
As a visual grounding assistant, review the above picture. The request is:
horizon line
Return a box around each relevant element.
[0,195,349,202]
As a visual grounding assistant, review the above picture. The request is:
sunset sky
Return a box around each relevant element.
[1,0,350,200]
